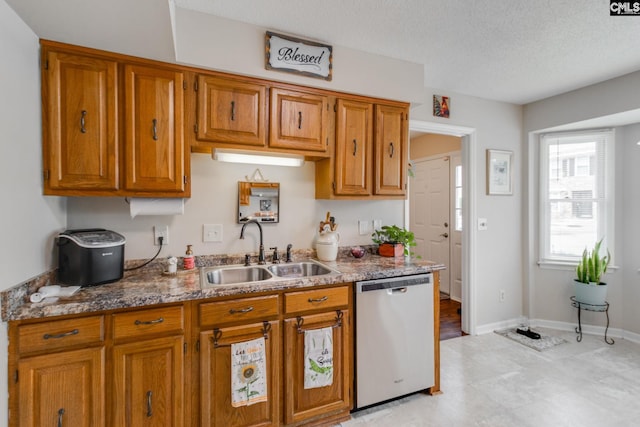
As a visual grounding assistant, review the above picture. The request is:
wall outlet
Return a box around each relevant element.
[203,224,223,242]
[499,289,505,302]
[358,220,371,236]
[154,225,169,245]
[373,219,382,230]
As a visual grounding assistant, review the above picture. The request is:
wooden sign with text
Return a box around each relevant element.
[265,31,332,81]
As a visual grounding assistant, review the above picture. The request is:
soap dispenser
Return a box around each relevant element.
[183,245,195,270]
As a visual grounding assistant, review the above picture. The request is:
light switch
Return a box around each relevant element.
[477,218,488,231]
[358,220,371,236]
[203,224,223,242]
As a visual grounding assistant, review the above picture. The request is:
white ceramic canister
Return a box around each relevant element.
[316,230,340,261]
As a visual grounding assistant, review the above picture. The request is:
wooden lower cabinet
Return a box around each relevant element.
[17,346,105,427]
[199,321,280,427]
[9,287,356,427]
[112,335,185,427]
[283,310,351,426]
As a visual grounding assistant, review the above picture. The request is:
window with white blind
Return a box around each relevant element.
[539,129,615,264]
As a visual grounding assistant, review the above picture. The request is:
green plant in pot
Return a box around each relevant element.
[371,225,418,258]
[574,238,611,305]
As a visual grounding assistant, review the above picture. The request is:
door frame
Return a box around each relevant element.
[407,120,477,335]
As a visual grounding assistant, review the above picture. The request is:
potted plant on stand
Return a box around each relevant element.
[574,238,611,305]
[371,225,418,258]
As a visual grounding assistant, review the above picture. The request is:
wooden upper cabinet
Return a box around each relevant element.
[334,99,373,196]
[195,75,267,147]
[42,49,119,194]
[124,64,187,194]
[269,88,328,152]
[374,103,408,196]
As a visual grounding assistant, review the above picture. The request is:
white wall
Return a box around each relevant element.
[67,156,404,259]
[411,88,524,330]
[524,72,640,334]
[173,8,425,105]
[0,1,67,425]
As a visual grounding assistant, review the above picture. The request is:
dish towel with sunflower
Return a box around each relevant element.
[304,327,334,389]
[231,337,268,407]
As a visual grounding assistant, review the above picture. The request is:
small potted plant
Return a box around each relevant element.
[371,225,417,258]
[574,238,611,305]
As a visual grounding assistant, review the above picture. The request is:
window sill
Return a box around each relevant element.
[537,260,618,271]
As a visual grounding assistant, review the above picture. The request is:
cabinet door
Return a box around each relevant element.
[196,75,267,147]
[200,321,279,427]
[374,104,408,196]
[112,335,184,427]
[269,88,328,152]
[334,99,372,196]
[42,50,118,193]
[18,347,105,427]
[283,310,351,425]
[124,64,186,194]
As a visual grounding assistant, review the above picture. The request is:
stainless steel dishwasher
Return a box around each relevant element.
[354,273,434,409]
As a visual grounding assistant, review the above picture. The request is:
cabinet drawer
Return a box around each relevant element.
[284,286,349,315]
[18,315,104,354]
[199,295,279,327]
[112,305,184,341]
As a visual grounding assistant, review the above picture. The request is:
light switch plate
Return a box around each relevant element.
[477,218,488,231]
[203,224,223,242]
[373,219,382,230]
[358,220,371,236]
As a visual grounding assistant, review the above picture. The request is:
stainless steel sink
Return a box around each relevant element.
[200,260,340,287]
[201,265,273,286]
[267,260,338,278]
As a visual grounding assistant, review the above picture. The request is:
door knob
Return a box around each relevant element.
[440,233,449,238]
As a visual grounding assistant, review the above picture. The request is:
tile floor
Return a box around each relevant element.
[340,329,640,427]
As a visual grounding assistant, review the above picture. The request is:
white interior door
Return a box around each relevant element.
[410,156,451,295]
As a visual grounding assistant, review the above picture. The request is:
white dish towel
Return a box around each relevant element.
[231,337,268,407]
[304,327,334,389]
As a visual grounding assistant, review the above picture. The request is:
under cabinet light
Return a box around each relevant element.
[212,148,305,167]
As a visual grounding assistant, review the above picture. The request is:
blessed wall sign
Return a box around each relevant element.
[265,31,332,81]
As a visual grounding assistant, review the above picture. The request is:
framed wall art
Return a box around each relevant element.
[433,95,450,118]
[486,149,513,195]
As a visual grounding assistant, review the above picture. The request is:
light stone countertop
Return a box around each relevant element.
[1,251,445,322]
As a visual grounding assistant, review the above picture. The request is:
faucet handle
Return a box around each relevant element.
[270,247,280,264]
[286,244,293,263]
[244,254,252,266]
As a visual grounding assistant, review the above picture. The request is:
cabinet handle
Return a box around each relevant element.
[43,329,79,340]
[152,119,158,141]
[229,306,254,314]
[352,139,357,156]
[389,142,395,158]
[134,317,164,326]
[308,296,328,303]
[231,101,235,121]
[298,111,302,129]
[146,390,153,417]
[57,408,65,427]
[80,110,87,133]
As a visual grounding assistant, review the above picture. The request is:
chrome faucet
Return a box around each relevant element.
[240,219,265,265]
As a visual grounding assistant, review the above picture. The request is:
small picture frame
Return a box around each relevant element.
[486,149,513,195]
[433,95,450,118]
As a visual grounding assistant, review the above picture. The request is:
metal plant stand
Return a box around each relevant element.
[570,296,614,345]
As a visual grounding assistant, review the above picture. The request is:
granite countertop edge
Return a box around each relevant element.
[2,256,445,322]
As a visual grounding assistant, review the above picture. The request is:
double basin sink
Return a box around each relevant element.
[200,259,340,287]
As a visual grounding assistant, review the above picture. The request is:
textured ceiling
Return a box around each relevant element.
[174,0,640,105]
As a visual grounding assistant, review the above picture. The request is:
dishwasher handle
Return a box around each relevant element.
[387,287,407,295]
